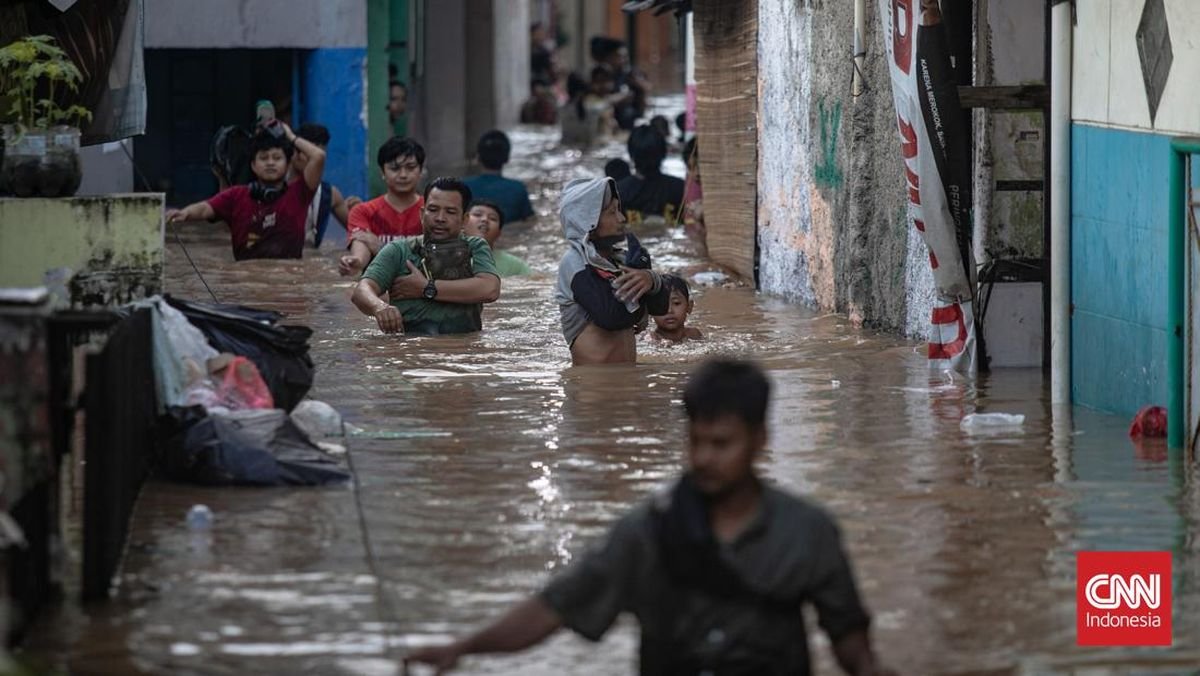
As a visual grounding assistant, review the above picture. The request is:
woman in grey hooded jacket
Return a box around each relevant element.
[556,177,671,365]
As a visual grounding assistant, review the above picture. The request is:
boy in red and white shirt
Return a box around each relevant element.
[338,136,426,276]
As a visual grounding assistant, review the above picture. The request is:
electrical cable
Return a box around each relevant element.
[342,426,406,666]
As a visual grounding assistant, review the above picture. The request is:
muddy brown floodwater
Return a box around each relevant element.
[27,104,1200,675]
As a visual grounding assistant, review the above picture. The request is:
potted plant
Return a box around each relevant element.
[0,35,92,197]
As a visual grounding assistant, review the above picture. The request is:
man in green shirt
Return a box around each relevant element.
[467,199,532,277]
[351,177,500,335]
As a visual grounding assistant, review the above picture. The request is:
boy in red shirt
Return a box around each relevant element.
[166,123,325,260]
[338,136,426,276]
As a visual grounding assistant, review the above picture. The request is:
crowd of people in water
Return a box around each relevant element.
[160,31,897,671]
[168,107,705,366]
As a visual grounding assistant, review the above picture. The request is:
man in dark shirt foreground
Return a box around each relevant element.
[406,360,894,675]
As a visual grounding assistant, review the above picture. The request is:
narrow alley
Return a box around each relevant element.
[24,115,1200,675]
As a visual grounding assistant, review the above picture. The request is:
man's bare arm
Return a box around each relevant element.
[432,272,501,304]
[831,630,895,676]
[405,597,562,672]
[165,200,216,224]
[351,278,402,333]
[389,263,500,305]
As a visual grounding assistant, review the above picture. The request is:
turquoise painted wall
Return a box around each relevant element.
[1071,123,1170,416]
[303,48,368,202]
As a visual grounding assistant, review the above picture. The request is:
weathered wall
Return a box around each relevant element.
[144,0,366,49]
[754,0,921,335]
[0,195,164,307]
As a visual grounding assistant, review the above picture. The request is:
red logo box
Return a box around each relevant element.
[1077,551,1171,646]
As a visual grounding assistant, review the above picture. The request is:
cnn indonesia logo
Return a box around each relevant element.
[1077,552,1171,646]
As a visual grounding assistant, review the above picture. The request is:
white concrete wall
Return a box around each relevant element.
[1073,0,1200,134]
[493,0,531,130]
[145,0,366,49]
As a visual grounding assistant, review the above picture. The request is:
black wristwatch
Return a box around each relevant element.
[422,278,438,300]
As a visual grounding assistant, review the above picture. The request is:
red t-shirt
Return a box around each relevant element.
[207,178,315,260]
[347,194,424,245]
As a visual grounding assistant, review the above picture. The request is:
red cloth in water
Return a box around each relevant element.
[1128,405,1167,438]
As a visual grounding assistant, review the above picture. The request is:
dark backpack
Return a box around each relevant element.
[210,125,254,187]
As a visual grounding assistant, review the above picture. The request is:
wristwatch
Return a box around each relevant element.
[422,278,438,300]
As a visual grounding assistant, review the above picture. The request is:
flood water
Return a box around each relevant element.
[28,107,1200,674]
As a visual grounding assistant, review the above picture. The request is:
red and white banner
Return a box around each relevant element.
[879,0,978,375]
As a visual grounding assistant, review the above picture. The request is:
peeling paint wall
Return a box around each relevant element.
[754,0,923,336]
[0,195,164,307]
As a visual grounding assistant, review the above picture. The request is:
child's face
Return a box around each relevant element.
[381,154,422,196]
[653,289,692,332]
[468,205,502,247]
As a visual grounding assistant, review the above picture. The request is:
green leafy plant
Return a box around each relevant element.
[0,35,93,131]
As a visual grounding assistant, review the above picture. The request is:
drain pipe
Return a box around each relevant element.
[1049,1,1072,405]
[852,0,866,97]
[1168,139,1200,448]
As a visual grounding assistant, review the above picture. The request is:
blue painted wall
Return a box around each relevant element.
[1071,123,1170,416]
[302,48,368,202]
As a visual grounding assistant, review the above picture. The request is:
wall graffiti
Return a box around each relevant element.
[815,98,843,189]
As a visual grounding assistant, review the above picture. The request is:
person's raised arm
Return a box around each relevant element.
[165,200,217,224]
[281,123,325,192]
[405,597,562,673]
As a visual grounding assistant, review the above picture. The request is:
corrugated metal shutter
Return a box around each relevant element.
[693,0,757,282]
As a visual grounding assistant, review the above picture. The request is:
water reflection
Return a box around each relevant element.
[25,104,1200,674]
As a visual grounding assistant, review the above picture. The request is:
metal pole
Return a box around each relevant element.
[1049,0,1072,404]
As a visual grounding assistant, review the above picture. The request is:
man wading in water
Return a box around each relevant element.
[555,176,670,365]
[406,360,895,675]
[351,177,500,336]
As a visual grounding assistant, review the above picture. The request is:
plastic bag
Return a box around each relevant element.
[1129,406,1167,438]
[213,355,274,410]
[161,407,349,486]
[290,400,344,438]
[165,296,314,411]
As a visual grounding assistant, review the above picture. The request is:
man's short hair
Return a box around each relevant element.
[468,199,505,228]
[476,130,512,170]
[297,123,330,146]
[627,124,667,177]
[378,136,425,169]
[684,360,770,429]
[249,131,294,161]
[424,176,472,210]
